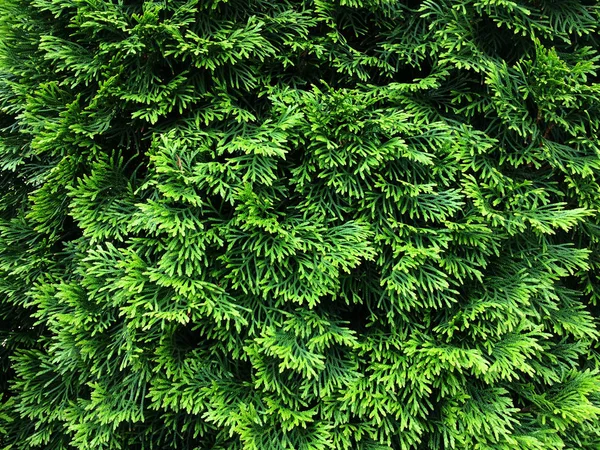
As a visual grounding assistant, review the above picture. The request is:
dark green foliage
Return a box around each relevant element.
[1,0,600,448]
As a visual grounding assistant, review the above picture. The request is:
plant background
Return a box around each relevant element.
[0,0,599,449]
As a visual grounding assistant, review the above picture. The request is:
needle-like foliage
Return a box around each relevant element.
[0,0,599,449]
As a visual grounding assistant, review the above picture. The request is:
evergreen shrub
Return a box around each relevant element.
[0,0,600,448]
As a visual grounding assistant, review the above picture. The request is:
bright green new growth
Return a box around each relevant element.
[0,0,599,449]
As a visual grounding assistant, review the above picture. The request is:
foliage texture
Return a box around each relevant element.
[1,0,600,449]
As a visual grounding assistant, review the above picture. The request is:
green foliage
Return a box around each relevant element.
[0,0,599,448]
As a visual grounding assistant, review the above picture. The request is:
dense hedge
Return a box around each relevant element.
[1,0,599,449]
